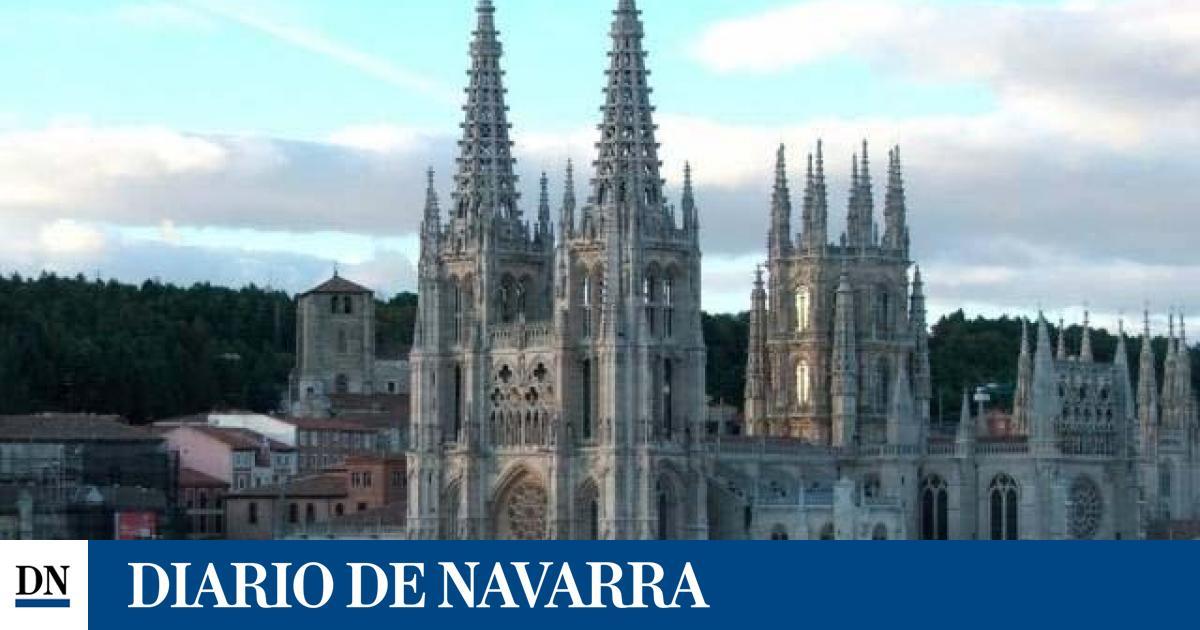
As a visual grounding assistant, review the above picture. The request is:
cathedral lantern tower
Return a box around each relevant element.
[745,140,923,446]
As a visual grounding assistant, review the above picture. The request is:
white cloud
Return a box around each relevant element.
[691,0,1200,145]
[38,219,108,256]
[0,124,227,207]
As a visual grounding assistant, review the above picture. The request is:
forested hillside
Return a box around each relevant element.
[1,273,1195,425]
[0,274,416,422]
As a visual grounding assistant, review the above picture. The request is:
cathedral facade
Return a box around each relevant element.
[402,0,1199,540]
[406,0,708,540]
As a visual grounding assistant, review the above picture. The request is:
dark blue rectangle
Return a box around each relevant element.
[87,541,1197,630]
[15,598,71,608]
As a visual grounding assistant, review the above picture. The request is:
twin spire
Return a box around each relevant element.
[769,140,904,255]
[431,0,691,246]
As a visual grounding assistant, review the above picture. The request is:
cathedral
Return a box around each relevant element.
[406,0,708,540]
[401,0,1200,539]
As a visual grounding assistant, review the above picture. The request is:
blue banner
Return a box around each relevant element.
[70,542,1192,629]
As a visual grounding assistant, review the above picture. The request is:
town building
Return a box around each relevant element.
[155,423,297,491]
[0,414,174,539]
[288,275,411,418]
[224,456,405,540]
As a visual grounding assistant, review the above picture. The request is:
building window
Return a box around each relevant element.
[335,374,350,394]
[819,523,835,540]
[871,524,888,540]
[920,475,949,540]
[305,503,315,524]
[343,296,353,315]
[989,474,1019,540]
[643,272,656,335]
[664,276,675,338]
[1068,476,1103,540]
[248,502,258,525]
[453,284,463,343]
[331,296,340,314]
[795,286,811,332]
[662,359,673,439]
[335,503,344,517]
[583,272,592,336]
[770,526,789,541]
[289,503,298,524]
[874,287,889,338]
[357,502,368,513]
[387,381,397,394]
[582,359,593,440]
[796,360,811,406]
[454,364,464,440]
[874,358,890,412]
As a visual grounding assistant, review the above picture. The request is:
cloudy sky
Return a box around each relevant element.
[1,0,1196,332]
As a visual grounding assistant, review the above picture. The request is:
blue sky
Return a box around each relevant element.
[0,0,1196,330]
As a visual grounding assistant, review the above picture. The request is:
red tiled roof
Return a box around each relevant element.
[301,274,372,296]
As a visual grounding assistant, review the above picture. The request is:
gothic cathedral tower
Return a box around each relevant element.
[744,142,929,447]
[408,0,707,540]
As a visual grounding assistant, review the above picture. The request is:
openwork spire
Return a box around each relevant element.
[884,145,908,253]
[560,159,576,239]
[537,171,551,237]
[1138,310,1159,447]
[682,162,697,234]
[590,0,664,223]
[1057,317,1068,360]
[452,0,520,225]
[811,140,828,249]
[423,167,440,229]
[846,141,874,249]
[770,144,792,255]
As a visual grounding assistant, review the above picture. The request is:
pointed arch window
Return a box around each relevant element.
[796,360,811,406]
[795,286,811,332]
[874,287,889,338]
[581,274,593,339]
[453,283,464,343]
[875,358,891,411]
[643,271,657,335]
[663,359,674,439]
[663,275,675,338]
[989,474,1019,540]
[920,475,949,540]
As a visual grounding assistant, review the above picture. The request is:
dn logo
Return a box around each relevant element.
[14,565,70,608]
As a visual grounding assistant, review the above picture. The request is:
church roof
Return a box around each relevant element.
[301,274,372,296]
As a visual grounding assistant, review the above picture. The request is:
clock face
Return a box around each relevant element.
[1068,476,1103,540]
